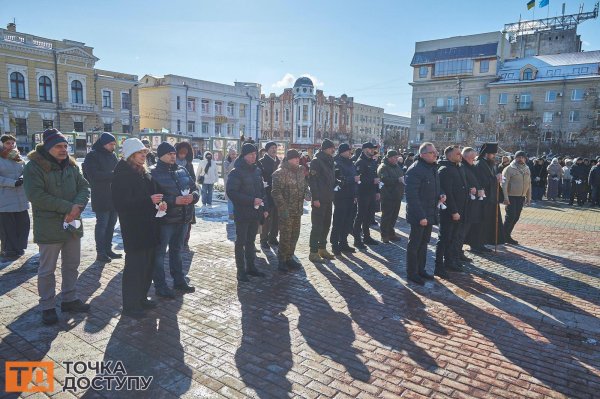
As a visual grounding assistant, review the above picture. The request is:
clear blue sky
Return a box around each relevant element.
[3,0,599,117]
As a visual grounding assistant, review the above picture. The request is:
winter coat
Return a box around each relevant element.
[570,163,588,181]
[461,161,483,223]
[23,145,90,244]
[377,158,405,202]
[196,152,219,185]
[405,158,441,226]
[589,165,600,187]
[562,166,572,181]
[0,152,29,212]
[502,160,532,201]
[150,160,199,224]
[308,151,335,203]
[258,154,281,201]
[333,154,358,200]
[82,141,118,212]
[111,160,159,251]
[531,163,548,188]
[271,160,307,218]
[474,158,500,204]
[355,153,380,196]
[226,157,267,223]
[175,141,196,182]
[437,159,468,218]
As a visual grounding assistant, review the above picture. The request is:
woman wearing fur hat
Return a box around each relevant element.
[0,134,30,260]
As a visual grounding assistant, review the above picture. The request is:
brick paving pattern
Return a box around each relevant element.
[1,200,599,398]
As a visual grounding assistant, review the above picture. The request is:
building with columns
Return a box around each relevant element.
[260,77,354,150]
[138,75,261,141]
[0,22,139,151]
[382,113,411,151]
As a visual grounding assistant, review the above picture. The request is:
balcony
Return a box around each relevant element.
[63,102,96,112]
[430,123,453,132]
[431,105,467,113]
[516,102,533,111]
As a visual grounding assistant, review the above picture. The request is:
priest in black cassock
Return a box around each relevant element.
[467,143,505,252]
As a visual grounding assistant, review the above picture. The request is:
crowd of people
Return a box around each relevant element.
[1,128,599,325]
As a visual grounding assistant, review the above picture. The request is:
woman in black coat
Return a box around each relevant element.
[112,139,164,318]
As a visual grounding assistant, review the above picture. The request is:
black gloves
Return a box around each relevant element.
[14,177,24,187]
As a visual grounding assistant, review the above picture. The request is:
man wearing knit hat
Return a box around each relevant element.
[258,141,281,248]
[308,138,337,262]
[23,129,91,325]
[82,132,120,262]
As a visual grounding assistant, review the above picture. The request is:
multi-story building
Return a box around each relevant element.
[138,74,261,141]
[382,113,411,151]
[0,22,139,151]
[353,102,384,145]
[260,77,354,150]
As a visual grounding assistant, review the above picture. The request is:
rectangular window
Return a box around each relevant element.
[227,123,234,135]
[122,124,131,133]
[334,112,338,124]
[227,102,234,116]
[240,124,246,135]
[479,95,488,105]
[436,115,443,124]
[275,109,279,122]
[418,98,426,108]
[498,93,508,104]
[187,98,196,112]
[43,120,53,129]
[436,97,444,107]
[15,118,27,135]
[520,93,531,105]
[202,122,209,134]
[176,96,181,110]
[201,99,210,113]
[239,103,246,117]
[215,101,223,115]
[569,110,580,122]
[433,58,474,77]
[285,108,290,122]
[121,92,131,110]
[571,89,584,101]
[215,123,222,135]
[302,126,308,138]
[177,119,181,132]
[419,66,428,78]
[302,105,308,121]
[102,90,112,108]
[546,91,557,102]
[546,70,554,77]
[543,112,553,123]
[418,116,425,125]
[188,121,195,133]
[477,114,485,123]
[479,60,490,73]
[74,122,83,132]
[573,68,580,74]
[103,123,112,132]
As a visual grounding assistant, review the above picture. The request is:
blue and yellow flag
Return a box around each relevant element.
[527,0,536,9]
[539,0,549,7]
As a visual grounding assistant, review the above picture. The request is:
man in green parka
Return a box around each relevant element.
[377,150,405,243]
[23,129,91,325]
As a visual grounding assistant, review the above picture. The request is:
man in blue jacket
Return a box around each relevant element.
[405,142,445,286]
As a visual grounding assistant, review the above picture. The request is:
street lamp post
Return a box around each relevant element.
[456,78,462,142]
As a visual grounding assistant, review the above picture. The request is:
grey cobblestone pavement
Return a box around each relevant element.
[1,200,599,398]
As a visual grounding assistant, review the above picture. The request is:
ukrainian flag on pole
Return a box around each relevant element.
[527,0,536,10]
[539,0,549,7]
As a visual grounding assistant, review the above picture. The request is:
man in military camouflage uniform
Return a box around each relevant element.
[271,149,308,272]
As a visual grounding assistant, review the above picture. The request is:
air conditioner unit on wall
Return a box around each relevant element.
[555,111,562,117]
[557,92,563,97]
[514,95,520,102]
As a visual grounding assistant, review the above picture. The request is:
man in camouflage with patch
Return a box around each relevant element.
[271,149,308,272]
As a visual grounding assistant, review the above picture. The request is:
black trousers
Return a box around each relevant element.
[330,198,355,249]
[435,215,461,270]
[570,181,586,205]
[380,197,401,239]
[0,210,30,255]
[235,220,258,272]
[353,193,376,241]
[123,248,155,311]
[453,221,471,257]
[309,201,333,252]
[504,196,525,239]
[260,203,278,243]
[406,223,433,278]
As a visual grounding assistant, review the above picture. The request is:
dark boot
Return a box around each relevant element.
[277,258,289,273]
[286,258,302,270]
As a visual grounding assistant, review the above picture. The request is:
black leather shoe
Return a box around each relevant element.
[174,283,196,293]
[287,258,302,269]
[407,275,425,285]
[107,251,123,259]
[237,271,250,282]
[155,288,175,299]
[340,245,356,253]
[141,299,157,309]
[96,254,112,263]
[419,272,435,280]
[61,299,90,313]
[363,237,379,245]
[434,269,450,279]
[247,269,266,278]
[42,309,58,325]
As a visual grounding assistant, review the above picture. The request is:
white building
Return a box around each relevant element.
[382,113,411,150]
[138,74,261,140]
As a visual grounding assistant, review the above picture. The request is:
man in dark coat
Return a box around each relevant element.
[435,146,468,278]
[570,157,588,206]
[330,143,358,255]
[353,142,381,248]
[151,142,199,297]
[589,158,600,207]
[469,143,505,251]
[82,133,120,263]
[455,147,482,263]
[377,150,405,243]
[308,139,336,262]
[405,142,444,285]
[226,143,269,282]
[531,158,548,201]
[258,141,281,248]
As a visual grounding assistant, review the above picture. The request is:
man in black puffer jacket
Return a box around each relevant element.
[330,143,359,255]
[227,143,269,282]
[151,142,199,297]
[405,142,444,285]
[83,133,119,263]
[435,146,469,279]
[353,142,381,248]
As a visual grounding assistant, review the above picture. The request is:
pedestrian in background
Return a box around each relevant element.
[546,157,563,201]
[0,134,29,260]
[197,151,219,211]
[223,148,238,220]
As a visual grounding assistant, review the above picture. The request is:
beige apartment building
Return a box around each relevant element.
[352,102,384,146]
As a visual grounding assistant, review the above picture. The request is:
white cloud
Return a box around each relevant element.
[271,72,325,88]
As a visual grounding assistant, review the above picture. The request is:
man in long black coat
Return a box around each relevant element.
[456,147,482,261]
[258,141,281,248]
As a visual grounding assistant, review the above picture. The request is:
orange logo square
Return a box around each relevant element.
[5,361,54,393]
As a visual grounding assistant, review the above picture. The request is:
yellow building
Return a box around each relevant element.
[0,22,139,151]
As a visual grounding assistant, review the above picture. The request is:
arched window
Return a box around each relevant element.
[39,76,52,102]
[523,68,533,80]
[71,80,83,104]
[10,72,26,99]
